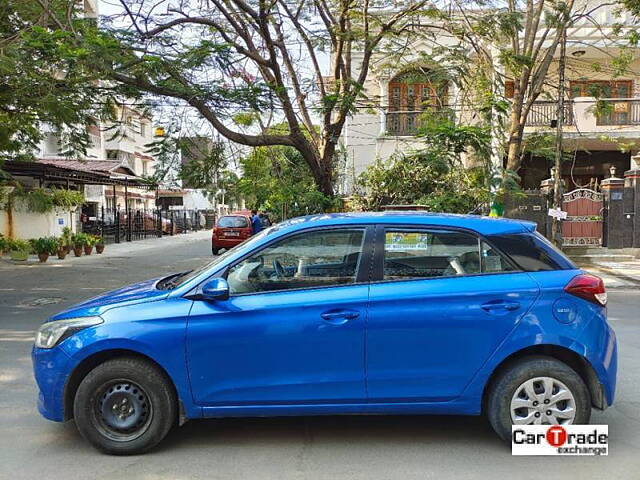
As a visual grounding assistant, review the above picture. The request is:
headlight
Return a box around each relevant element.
[35,316,103,349]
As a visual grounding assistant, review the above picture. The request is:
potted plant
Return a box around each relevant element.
[8,239,31,261]
[83,233,94,255]
[94,235,105,254]
[61,227,73,254]
[32,236,58,263]
[56,237,67,259]
[71,233,85,257]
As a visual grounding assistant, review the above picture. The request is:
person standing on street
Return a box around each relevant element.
[251,209,263,235]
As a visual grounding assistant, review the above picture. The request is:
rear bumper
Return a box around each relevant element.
[580,311,617,408]
[212,237,244,249]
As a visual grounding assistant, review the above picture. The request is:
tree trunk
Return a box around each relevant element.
[505,97,525,173]
[296,137,335,198]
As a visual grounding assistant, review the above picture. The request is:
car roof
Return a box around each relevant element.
[275,212,536,236]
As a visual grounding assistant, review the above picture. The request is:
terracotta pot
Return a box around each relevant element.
[96,244,105,254]
[73,246,83,257]
[57,248,67,260]
[64,245,71,254]
[83,245,93,255]
[38,253,49,263]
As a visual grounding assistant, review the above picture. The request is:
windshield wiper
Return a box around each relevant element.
[156,272,186,290]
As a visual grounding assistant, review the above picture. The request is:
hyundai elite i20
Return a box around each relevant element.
[32,212,617,454]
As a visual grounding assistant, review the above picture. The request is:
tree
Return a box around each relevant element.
[237,143,339,221]
[74,0,433,196]
[427,0,634,176]
[0,0,120,165]
[354,112,492,212]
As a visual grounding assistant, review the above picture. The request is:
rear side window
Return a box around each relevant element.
[218,216,249,228]
[488,232,576,272]
[383,230,515,280]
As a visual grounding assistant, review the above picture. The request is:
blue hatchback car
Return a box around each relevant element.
[33,212,617,454]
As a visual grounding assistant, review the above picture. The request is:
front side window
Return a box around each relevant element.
[383,230,514,280]
[227,229,365,294]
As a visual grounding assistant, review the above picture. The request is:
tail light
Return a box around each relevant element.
[212,227,219,238]
[564,274,607,306]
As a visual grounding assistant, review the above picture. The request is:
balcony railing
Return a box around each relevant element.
[385,110,455,136]
[595,99,640,126]
[526,101,574,127]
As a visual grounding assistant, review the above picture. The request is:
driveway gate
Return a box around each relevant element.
[561,188,603,247]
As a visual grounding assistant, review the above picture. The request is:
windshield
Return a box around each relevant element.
[158,226,277,290]
[218,215,249,228]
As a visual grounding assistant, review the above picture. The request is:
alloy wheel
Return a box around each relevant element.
[510,376,576,425]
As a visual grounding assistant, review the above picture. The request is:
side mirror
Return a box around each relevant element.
[201,278,230,301]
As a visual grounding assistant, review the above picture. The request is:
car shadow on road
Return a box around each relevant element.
[156,414,504,452]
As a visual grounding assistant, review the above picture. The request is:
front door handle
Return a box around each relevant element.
[321,309,360,324]
[481,300,521,312]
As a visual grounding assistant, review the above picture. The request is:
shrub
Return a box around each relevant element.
[31,236,59,255]
[72,232,91,247]
[8,238,31,253]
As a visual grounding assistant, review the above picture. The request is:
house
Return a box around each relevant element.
[338,3,640,194]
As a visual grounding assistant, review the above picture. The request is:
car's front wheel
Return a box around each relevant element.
[487,356,591,441]
[73,357,176,455]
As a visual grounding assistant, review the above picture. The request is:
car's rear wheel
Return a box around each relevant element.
[212,246,219,255]
[487,356,591,441]
[73,357,176,455]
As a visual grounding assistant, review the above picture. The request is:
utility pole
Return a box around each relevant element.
[551,20,568,248]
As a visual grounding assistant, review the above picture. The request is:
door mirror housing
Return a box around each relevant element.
[201,278,230,301]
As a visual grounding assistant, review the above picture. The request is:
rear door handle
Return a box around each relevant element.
[321,309,360,324]
[481,300,521,312]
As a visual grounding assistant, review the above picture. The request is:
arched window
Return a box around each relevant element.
[386,70,448,136]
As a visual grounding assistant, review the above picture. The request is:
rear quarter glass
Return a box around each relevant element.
[487,232,576,271]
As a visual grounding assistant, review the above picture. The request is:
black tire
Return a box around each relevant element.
[73,357,176,455]
[487,355,591,441]
[212,246,219,255]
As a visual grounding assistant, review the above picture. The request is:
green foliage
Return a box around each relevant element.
[60,226,73,247]
[0,234,8,253]
[354,118,493,213]
[71,232,91,247]
[31,236,58,255]
[10,187,84,213]
[237,144,340,221]
[50,188,85,209]
[7,238,31,253]
[0,1,123,166]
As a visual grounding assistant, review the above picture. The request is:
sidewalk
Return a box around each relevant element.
[0,230,211,268]
[577,260,640,289]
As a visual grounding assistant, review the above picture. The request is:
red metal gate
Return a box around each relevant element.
[561,188,603,247]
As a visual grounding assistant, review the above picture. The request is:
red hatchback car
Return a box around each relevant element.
[212,213,253,254]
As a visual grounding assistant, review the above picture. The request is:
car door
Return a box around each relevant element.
[187,226,373,406]
[366,226,540,402]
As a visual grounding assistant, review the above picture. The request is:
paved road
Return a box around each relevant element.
[1,235,639,479]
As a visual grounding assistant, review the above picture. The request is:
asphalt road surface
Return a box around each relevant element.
[1,235,639,480]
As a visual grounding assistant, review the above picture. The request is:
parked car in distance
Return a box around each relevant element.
[211,212,253,254]
[33,212,617,454]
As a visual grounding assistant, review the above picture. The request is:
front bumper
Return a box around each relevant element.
[32,345,73,422]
